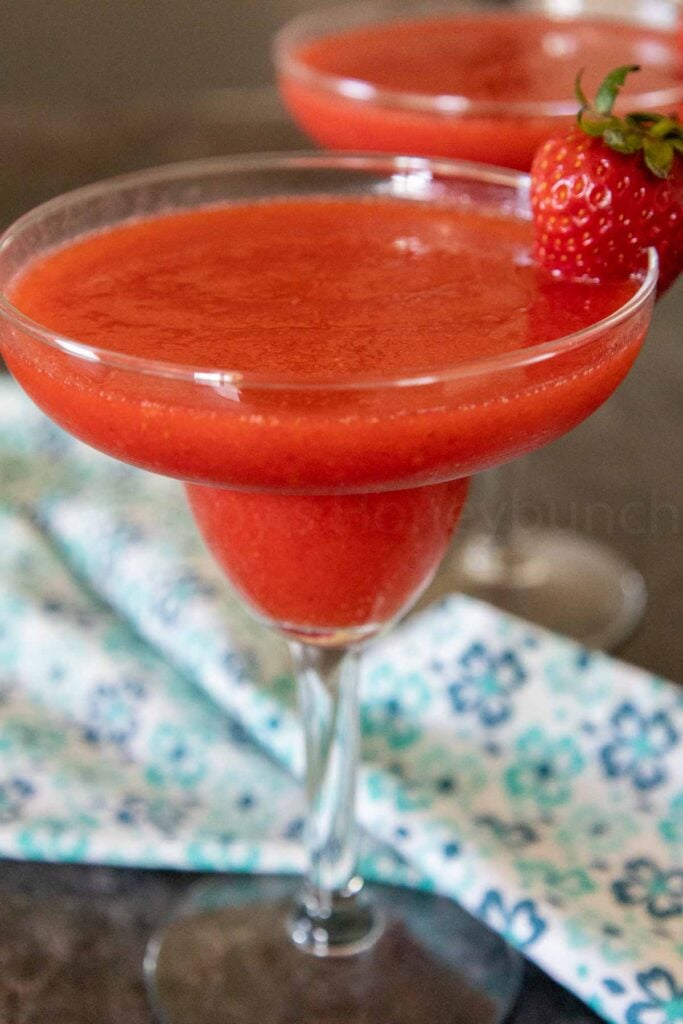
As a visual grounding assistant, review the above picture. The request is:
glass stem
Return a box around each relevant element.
[287,641,381,958]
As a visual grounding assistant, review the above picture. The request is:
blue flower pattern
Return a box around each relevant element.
[613,859,683,919]
[146,724,208,789]
[446,642,527,726]
[0,380,680,1024]
[600,703,678,790]
[626,968,683,1024]
[84,678,146,746]
[504,727,584,808]
[479,890,546,950]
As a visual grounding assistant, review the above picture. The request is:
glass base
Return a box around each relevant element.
[145,876,523,1024]
[423,527,646,652]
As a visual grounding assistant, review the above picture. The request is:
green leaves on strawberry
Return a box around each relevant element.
[531,65,683,293]
[575,65,682,178]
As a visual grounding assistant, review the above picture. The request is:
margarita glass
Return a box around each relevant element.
[274,0,683,649]
[0,154,657,1023]
[275,0,682,169]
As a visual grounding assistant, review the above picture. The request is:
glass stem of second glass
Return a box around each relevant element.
[288,641,382,958]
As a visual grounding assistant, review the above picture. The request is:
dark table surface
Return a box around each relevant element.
[0,91,680,1023]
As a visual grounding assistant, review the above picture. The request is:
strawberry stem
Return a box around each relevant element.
[575,65,683,180]
[594,64,640,116]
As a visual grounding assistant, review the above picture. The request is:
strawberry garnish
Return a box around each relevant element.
[531,65,683,293]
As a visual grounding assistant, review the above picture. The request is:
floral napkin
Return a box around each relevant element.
[0,376,681,1024]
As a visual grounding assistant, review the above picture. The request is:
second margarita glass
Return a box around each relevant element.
[274,0,683,648]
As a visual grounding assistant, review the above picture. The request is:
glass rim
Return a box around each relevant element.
[0,150,659,393]
[273,0,683,119]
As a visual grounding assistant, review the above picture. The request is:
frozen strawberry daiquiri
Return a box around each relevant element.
[7,186,647,635]
[276,0,683,170]
[0,156,658,1023]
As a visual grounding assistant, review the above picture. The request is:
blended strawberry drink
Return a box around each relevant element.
[4,187,645,637]
[276,2,683,169]
[0,156,660,1023]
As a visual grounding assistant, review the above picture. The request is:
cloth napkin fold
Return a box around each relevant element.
[0,377,680,1024]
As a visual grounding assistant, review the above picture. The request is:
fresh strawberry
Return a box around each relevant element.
[531,65,683,293]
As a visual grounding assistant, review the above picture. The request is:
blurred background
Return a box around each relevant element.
[0,0,336,224]
[2,0,321,104]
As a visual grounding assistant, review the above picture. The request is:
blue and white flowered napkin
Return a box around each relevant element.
[0,376,681,1024]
